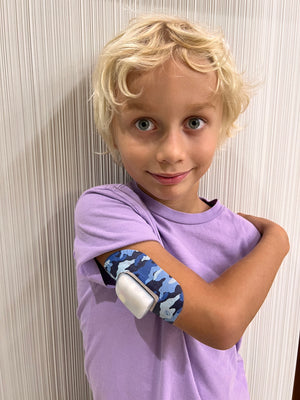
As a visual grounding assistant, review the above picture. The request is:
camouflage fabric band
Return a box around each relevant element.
[104,249,184,323]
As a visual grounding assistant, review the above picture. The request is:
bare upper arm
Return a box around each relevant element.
[96,240,233,349]
[95,215,289,349]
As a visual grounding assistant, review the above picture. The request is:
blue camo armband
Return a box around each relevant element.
[103,249,184,323]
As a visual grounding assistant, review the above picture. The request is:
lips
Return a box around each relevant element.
[148,170,191,185]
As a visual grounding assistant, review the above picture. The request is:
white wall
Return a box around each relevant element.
[1,1,299,399]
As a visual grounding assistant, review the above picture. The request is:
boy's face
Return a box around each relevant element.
[113,58,223,213]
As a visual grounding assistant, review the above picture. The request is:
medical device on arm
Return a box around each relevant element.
[103,249,184,323]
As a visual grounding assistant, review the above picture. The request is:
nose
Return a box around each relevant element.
[156,128,186,164]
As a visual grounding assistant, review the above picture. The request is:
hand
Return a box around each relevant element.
[238,213,290,256]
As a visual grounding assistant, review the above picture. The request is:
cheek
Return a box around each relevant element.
[193,138,217,164]
[118,145,145,170]
[118,134,152,160]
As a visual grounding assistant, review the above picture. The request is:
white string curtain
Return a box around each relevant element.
[0,0,299,399]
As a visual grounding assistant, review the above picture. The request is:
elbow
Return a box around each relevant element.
[213,333,242,351]
[208,306,245,350]
[175,288,248,349]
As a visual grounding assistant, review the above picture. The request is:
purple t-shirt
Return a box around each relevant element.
[74,182,260,400]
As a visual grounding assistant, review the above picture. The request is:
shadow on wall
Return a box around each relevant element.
[1,75,127,399]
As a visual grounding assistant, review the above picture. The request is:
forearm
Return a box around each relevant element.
[98,216,289,349]
[209,220,289,346]
[216,224,287,305]
[175,218,289,348]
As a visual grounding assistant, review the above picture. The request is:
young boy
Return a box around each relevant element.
[74,15,289,399]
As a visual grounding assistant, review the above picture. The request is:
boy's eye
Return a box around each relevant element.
[135,118,155,131]
[186,117,205,130]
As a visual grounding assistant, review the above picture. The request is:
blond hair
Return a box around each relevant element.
[93,14,250,161]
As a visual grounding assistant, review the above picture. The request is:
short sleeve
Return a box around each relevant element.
[73,185,162,283]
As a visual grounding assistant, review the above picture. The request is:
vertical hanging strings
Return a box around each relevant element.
[0,1,299,399]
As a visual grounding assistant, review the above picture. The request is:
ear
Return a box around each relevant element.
[110,131,122,164]
[112,133,119,151]
[110,118,119,150]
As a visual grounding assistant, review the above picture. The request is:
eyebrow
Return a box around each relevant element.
[123,101,216,112]
[188,102,217,111]
[123,101,148,111]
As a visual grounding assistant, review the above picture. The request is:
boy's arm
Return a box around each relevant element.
[97,215,289,349]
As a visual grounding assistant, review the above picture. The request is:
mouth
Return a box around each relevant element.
[148,170,191,185]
